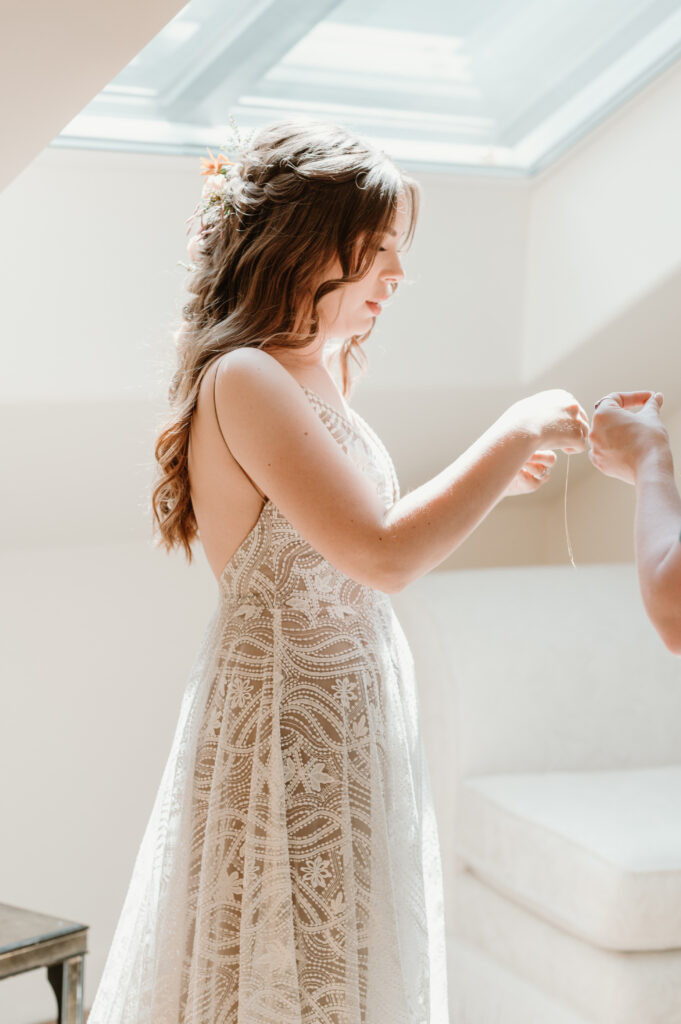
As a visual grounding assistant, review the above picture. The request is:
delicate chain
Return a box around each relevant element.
[564,454,576,568]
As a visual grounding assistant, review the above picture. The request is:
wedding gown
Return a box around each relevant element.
[88,382,449,1024]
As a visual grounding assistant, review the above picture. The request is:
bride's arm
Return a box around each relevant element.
[216,347,588,593]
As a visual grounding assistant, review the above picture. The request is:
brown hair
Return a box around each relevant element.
[151,118,420,563]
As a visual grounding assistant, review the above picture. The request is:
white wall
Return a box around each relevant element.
[1,147,533,403]
[523,57,681,380]
[0,543,215,1022]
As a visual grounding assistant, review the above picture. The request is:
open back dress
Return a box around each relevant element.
[87,363,449,1024]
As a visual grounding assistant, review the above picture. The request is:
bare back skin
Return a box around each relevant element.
[188,347,351,583]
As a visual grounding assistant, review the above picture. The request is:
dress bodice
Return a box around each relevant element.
[218,386,401,615]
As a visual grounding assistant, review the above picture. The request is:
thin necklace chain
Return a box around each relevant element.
[564,455,576,568]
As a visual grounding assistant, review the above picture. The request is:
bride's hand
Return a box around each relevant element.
[502,450,557,497]
[502,389,590,453]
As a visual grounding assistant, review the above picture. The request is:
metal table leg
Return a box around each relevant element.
[47,954,85,1024]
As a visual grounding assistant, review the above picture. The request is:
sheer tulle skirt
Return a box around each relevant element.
[87,589,448,1024]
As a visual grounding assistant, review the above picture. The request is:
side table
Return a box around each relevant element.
[0,902,88,1023]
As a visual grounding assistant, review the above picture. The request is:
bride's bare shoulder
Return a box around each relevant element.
[213,347,310,408]
[216,346,284,376]
[196,348,284,405]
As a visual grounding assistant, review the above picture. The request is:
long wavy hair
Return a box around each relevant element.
[151,119,420,563]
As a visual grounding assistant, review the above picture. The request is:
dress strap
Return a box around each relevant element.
[211,359,267,503]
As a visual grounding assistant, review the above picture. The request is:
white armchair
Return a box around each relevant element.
[393,564,681,1024]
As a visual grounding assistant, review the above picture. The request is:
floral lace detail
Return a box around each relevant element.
[333,675,359,708]
[283,741,333,794]
[86,387,449,1024]
[301,853,333,890]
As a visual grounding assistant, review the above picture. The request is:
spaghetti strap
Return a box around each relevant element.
[211,359,267,503]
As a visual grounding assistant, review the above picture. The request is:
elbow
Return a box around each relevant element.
[366,558,407,595]
[663,636,681,657]
[359,519,415,595]
[645,597,681,655]
[644,571,681,655]
[376,573,408,596]
[657,619,681,656]
[372,547,412,595]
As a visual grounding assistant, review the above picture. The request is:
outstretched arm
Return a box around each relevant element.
[215,348,588,593]
[590,392,681,654]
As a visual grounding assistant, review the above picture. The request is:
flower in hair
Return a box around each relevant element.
[201,172,229,203]
[182,115,254,263]
[185,149,235,240]
[199,148,235,176]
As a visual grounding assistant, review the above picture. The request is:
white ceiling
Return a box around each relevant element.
[54,0,681,175]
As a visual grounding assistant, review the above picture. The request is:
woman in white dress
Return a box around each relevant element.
[87,119,589,1024]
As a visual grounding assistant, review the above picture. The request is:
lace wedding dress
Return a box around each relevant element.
[88,383,449,1024]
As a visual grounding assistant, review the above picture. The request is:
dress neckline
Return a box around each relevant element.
[300,384,357,433]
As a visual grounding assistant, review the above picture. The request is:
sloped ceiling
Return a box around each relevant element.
[0,0,187,191]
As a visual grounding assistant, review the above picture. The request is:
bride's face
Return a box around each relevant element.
[313,198,410,341]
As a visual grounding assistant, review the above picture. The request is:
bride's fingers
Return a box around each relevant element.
[530,450,557,467]
[527,462,553,480]
[520,467,549,490]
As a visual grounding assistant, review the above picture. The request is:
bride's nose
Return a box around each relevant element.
[381,252,405,283]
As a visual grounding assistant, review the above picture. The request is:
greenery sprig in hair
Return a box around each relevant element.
[219,112,255,159]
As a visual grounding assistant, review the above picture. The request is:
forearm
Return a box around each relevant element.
[634,444,681,652]
[379,417,537,589]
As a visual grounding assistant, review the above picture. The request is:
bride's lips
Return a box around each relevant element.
[366,300,382,315]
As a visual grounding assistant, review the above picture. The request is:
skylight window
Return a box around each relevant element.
[54,0,681,175]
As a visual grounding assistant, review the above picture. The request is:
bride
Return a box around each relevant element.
[88,118,589,1024]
